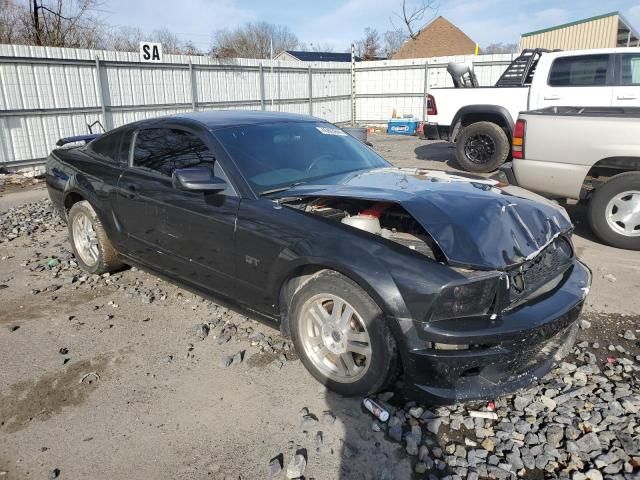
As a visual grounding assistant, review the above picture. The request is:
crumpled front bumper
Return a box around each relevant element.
[398,259,591,404]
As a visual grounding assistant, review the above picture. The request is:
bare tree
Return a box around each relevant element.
[152,27,182,54]
[483,42,518,54]
[354,28,381,60]
[394,0,439,40]
[0,0,22,44]
[182,40,202,56]
[212,21,299,59]
[22,0,104,48]
[105,25,143,51]
[383,29,406,57]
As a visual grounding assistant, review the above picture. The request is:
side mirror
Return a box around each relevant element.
[172,167,227,192]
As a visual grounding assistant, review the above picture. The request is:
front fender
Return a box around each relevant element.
[268,230,464,322]
[269,241,409,320]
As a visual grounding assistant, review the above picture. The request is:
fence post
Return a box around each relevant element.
[94,57,110,130]
[422,61,429,122]
[350,43,356,126]
[259,63,265,110]
[277,62,281,111]
[188,60,197,111]
[308,65,313,115]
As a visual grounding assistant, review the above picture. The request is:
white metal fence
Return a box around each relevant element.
[0,44,515,166]
[354,53,516,123]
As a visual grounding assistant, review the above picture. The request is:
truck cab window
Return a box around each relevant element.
[620,54,640,85]
[548,54,610,86]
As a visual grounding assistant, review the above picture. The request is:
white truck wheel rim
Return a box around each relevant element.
[606,191,640,237]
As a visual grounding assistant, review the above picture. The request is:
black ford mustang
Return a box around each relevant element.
[46,111,591,403]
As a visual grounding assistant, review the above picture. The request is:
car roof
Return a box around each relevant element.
[546,47,640,58]
[166,110,320,129]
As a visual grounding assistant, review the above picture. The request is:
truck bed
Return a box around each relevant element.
[426,87,529,131]
[512,107,640,199]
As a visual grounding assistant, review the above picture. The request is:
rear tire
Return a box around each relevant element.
[68,200,123,274]
[588,172,640,250]
[455,121,510,173]
[289,271,398,397]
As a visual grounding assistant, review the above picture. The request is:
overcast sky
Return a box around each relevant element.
[101,0,640,51]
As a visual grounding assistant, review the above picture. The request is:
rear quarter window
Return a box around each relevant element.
[88,132,126,165]
[548,54,610,87]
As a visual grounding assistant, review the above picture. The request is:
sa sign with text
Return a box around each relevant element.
[139,42,163,63]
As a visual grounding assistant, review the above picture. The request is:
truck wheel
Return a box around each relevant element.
[289,271,398,397]
[455,121,510,173]
[68,200,123,274]
[588,172,640,250]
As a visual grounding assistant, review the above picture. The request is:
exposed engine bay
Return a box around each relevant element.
[284,198,443,261]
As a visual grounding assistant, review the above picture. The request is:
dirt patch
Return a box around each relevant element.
[0,286,113,325]
[0,355,111,433]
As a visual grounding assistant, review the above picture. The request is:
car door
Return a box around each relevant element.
[112,126,240,296]
[612,52,640,106]
[71,130,131,250]
[536,53,614,108]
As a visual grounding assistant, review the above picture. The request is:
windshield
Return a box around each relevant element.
[214,121,389,195]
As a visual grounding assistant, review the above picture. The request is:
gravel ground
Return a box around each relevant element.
[0,135,639,480]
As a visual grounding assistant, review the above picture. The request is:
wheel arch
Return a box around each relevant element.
[63,190,86,211]
[581,157,640,200]
[585,157,640,180]
[450,105,515,142]
[62,173,99,211]
[275,261,403,338]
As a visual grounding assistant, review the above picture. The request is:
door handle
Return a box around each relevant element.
[617,95,637,100]
[544,95,561,100]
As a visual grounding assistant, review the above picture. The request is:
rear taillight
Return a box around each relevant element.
[512,119,526,159]
[426,94,437,116]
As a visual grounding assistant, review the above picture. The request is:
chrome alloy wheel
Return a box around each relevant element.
[605,190,640,237]
[301,294,372,383]
[72,211,99,266]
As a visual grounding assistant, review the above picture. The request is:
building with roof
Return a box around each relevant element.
[519,11,640,51]
[391,16,476,60]
[274,51,358,62]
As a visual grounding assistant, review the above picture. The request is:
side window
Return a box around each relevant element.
[548,55,610,87]
[620,54,640,85]
[133,128,215,177]
[89,131,124,164]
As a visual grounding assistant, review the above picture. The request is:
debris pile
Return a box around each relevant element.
[1,201,62,242]
[364,340,640,479]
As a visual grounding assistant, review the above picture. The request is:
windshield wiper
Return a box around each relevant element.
[259,182,306,197]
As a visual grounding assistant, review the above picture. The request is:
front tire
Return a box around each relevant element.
[289,271,398,397]
[455,121,510,173]
[588,172,640,250]
[68,200,123,274]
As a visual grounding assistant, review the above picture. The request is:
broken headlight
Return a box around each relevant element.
[429,275,499,321]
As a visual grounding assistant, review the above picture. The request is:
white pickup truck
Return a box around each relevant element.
[502,106,640,250]
[423,47,640,173]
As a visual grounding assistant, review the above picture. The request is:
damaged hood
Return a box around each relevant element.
[277,168,573,270]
